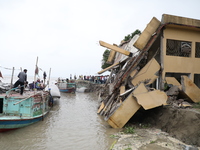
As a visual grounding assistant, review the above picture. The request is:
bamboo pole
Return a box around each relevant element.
[48,68,51,89]
[42,92,44,120]
[10,67,15,89]
[34,57,38,91]
[47,68,52,107]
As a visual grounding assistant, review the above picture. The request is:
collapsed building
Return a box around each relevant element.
[97,14,200,128]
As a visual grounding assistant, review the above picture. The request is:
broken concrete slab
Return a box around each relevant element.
[133,17,161,50]
[107,83,149,128]
[131,58,160,86]
[133,83,167,110]
[165,77,182,90]
[107,93,141,128]
[181,75,200,103]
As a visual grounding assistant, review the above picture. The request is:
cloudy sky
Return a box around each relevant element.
[0,0,199,79]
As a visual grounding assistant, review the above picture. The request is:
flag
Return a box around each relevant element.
[0,71,3,78]
[43,71,47,80]
[35,66,39,75]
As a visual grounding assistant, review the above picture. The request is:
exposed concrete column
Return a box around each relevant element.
[191,41,195,58]
[160,31,165,90]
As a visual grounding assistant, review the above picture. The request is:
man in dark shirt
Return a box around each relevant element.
[13,69,27,95]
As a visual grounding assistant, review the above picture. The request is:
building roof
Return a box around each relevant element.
[161,14,200,28]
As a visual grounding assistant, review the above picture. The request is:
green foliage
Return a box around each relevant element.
[123,29,141,41]
[123,126,135,134]
[124,147,132,150]
[150,140,156,144]
[101,49,112,69]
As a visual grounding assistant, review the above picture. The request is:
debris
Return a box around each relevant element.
[97,14,200,129]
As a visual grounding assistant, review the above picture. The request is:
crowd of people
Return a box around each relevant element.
[13,69,110,95]
[58,74,110,84]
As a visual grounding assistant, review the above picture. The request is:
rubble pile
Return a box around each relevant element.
[97,14,200,129]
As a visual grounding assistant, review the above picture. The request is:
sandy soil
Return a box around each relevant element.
[111,128,199,150]
[110,105,200,150]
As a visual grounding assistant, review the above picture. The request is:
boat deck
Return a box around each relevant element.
[0,90,45,98]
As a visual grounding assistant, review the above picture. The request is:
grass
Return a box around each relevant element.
[150,140,156,144]
[192,102,200,109]
[139,123,151,129]
[124,148,132,150]
[123,126,135,134]
[110,134,120,138]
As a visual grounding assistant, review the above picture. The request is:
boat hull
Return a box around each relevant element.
[59,88,76,93]
[56,81,76,93]
[0,112,48,132]
[0,90,52,132]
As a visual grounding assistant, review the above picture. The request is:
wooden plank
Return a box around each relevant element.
[120,85,125,95]
[130,69,138,78]
[181,75,200,102]
[98,62,120,74]
[97,102,105,114]
[99,41,132,56]
[107,50,116,64]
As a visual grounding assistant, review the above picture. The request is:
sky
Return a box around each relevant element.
[0,0,200,79]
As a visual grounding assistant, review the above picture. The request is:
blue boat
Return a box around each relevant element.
[56,81,76,93]
[0,89,52,132]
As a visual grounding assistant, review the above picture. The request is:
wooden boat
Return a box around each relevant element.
[56,81,76,93]
[0,88,53,132]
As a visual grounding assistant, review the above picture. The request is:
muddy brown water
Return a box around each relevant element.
[0,92,119,150]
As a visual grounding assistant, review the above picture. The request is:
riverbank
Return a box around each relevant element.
[110,126,199,150]
[92,83,200,149]
[108,105,200,150]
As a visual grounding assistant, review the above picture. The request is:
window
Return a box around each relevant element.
[166,39,191,57]
[195,42,200,58]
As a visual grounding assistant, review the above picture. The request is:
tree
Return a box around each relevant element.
[123,29,141,41]
[100,29,141,70]
[101,49,111,69]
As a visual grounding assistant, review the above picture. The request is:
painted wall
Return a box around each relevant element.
[162,25,200,82]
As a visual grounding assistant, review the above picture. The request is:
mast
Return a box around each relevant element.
[10,67,15,89]
[34,57,38,90]
[48,68,51,89]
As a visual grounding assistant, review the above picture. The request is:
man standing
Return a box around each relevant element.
[14,69,27,95]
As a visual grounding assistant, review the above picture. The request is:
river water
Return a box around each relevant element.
[0,92,119,150]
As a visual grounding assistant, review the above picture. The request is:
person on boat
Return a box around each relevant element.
[29,81,35,90]
[35,79,44,90]
[40,80,45,89]
[13,69,27,95]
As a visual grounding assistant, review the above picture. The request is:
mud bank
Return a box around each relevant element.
[110,106,200,149]
[94,84,200,148]
[111,127,199,150]
[141,106,200,146]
